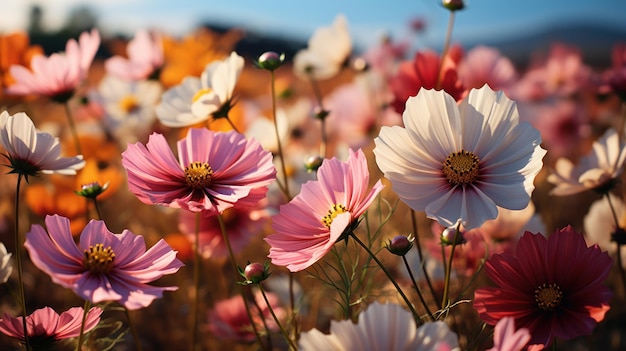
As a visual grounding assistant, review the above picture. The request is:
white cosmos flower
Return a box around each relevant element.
[299,302,460,351]
[548,128,626,196]
[156,52,244,127]
[584,193,626,268]
[374,86,546,230]
[0,242,12,284]
[91,75,162,145]
[294,14,351,80]
[0,111,85,178]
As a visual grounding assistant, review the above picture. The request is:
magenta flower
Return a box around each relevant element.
[7,29,100,102]
[122,128,276,215]
[24,215,184,310]
[473,226,613,348]
[0,306,102,348]
[265,149,384,272]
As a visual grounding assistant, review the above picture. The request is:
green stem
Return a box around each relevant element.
[402,255,434,321]
[64,101,82,155]
[436,11,456,90]
[249,289,273,350]
[91,198,103,221]
[258,284,298,350]
[270,70,291,200]
[308,76,328,158]
[76,300,91,351]
[14,174,29,351]
[348,232,421,325]
[441,223,461,310]
[125,308,143,351]
[190,213,201,351]
[410,209,439,304]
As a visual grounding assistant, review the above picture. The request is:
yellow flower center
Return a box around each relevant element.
[534,283,563,311]
[184,161,213,189]
[322,204,347,228]
[192,88,213,103]
[442,149,480,186]
[119,95,139,113]
[83,244,115,274]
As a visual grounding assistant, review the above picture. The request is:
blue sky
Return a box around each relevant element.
[1,0,625,49]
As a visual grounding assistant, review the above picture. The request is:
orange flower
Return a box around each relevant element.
[0,32,43,99]
[159,27,242,88]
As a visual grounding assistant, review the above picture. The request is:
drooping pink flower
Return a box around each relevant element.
[24,215,184,310]
[265,148,383,272]
[7,29,100,102]
[473,226,613,348]
[207,291,285,342]
[389,49,464,114]
[178,201,270,259]
[487,317,531,351]
[0,306,102,348]
[105,29,163,81]
[121,128,276,215]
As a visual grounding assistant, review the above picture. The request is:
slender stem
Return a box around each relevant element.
[410,209,438,303]
[224,115,240,134]
[436,11,456,90]
[308,76,328,158]
[76,300,91,351]
[249,289,273,350]
[91,198,103,221]
[605,194,626,290]
[270,70,291,200]
[125,308,144,351]
[190,213,201,351]
[402,255,434,321]
[64,101,82,155]
[441,223,461,310]
[348,232,421,325]
[288,274,298,342]
[217,214,265,347]
[14,174,29,351]
[320,118,328,159]
[258,284,298,351]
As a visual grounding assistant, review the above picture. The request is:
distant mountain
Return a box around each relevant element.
[463,21,626,69]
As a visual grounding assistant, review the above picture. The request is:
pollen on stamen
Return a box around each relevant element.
[442,149,480,186]
[534,283,563,311]
[83,244,115,274]
[185,161,213,189]
[322,204,348,228]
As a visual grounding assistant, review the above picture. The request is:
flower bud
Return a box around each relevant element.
[304,155,324,173]
[239,261,271,285]
[442,0,465,11]
[256,51,285,71]
[75,181,110,199]
[386,235,414,256]
[440,226,466,246]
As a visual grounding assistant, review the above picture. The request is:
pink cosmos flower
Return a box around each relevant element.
[389,49,464,114]
[265,148,384,272]
[457,46,517,93]
[529,100,589,159]
[0,111,85,179]
[178,202,270,259]
[0,306,102,349]
[24,215,184,310]
[122,128,276,215]
[473,226,613,348]
[207,291,285,342]
[7,29,100,102]
[487,317,531,351]
[105,29,163,81]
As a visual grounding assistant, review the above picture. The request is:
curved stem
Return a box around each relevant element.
[308,76,328,158]
[270,70,291,200]
[76,300,91,351]
[14,174,29,351]
[258,284,298,350]
[411,209,438,303]
[249,289,273,350]
[64,101,82,155]
[436,11,456,90]
[225,115,240,134]
[348,232,421,325]
[441,223,461,310]
[91,198,103,221]
[402,255,434,321]
[125,308,143,351]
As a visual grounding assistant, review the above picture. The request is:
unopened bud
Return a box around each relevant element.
[239,261,271,285]
[75,181,110,199]
[304,155,324,173]
[440,226,466,246]
[442,0,465,11]
[386,235,414,256]
[256,51,285,71]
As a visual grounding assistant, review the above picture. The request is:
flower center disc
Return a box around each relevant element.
[442,149,480,186]
[119,95,139,113]
[83,244,115,274]
[185,162,213,189]
[322,204,347,228]
[535,283,563,311]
